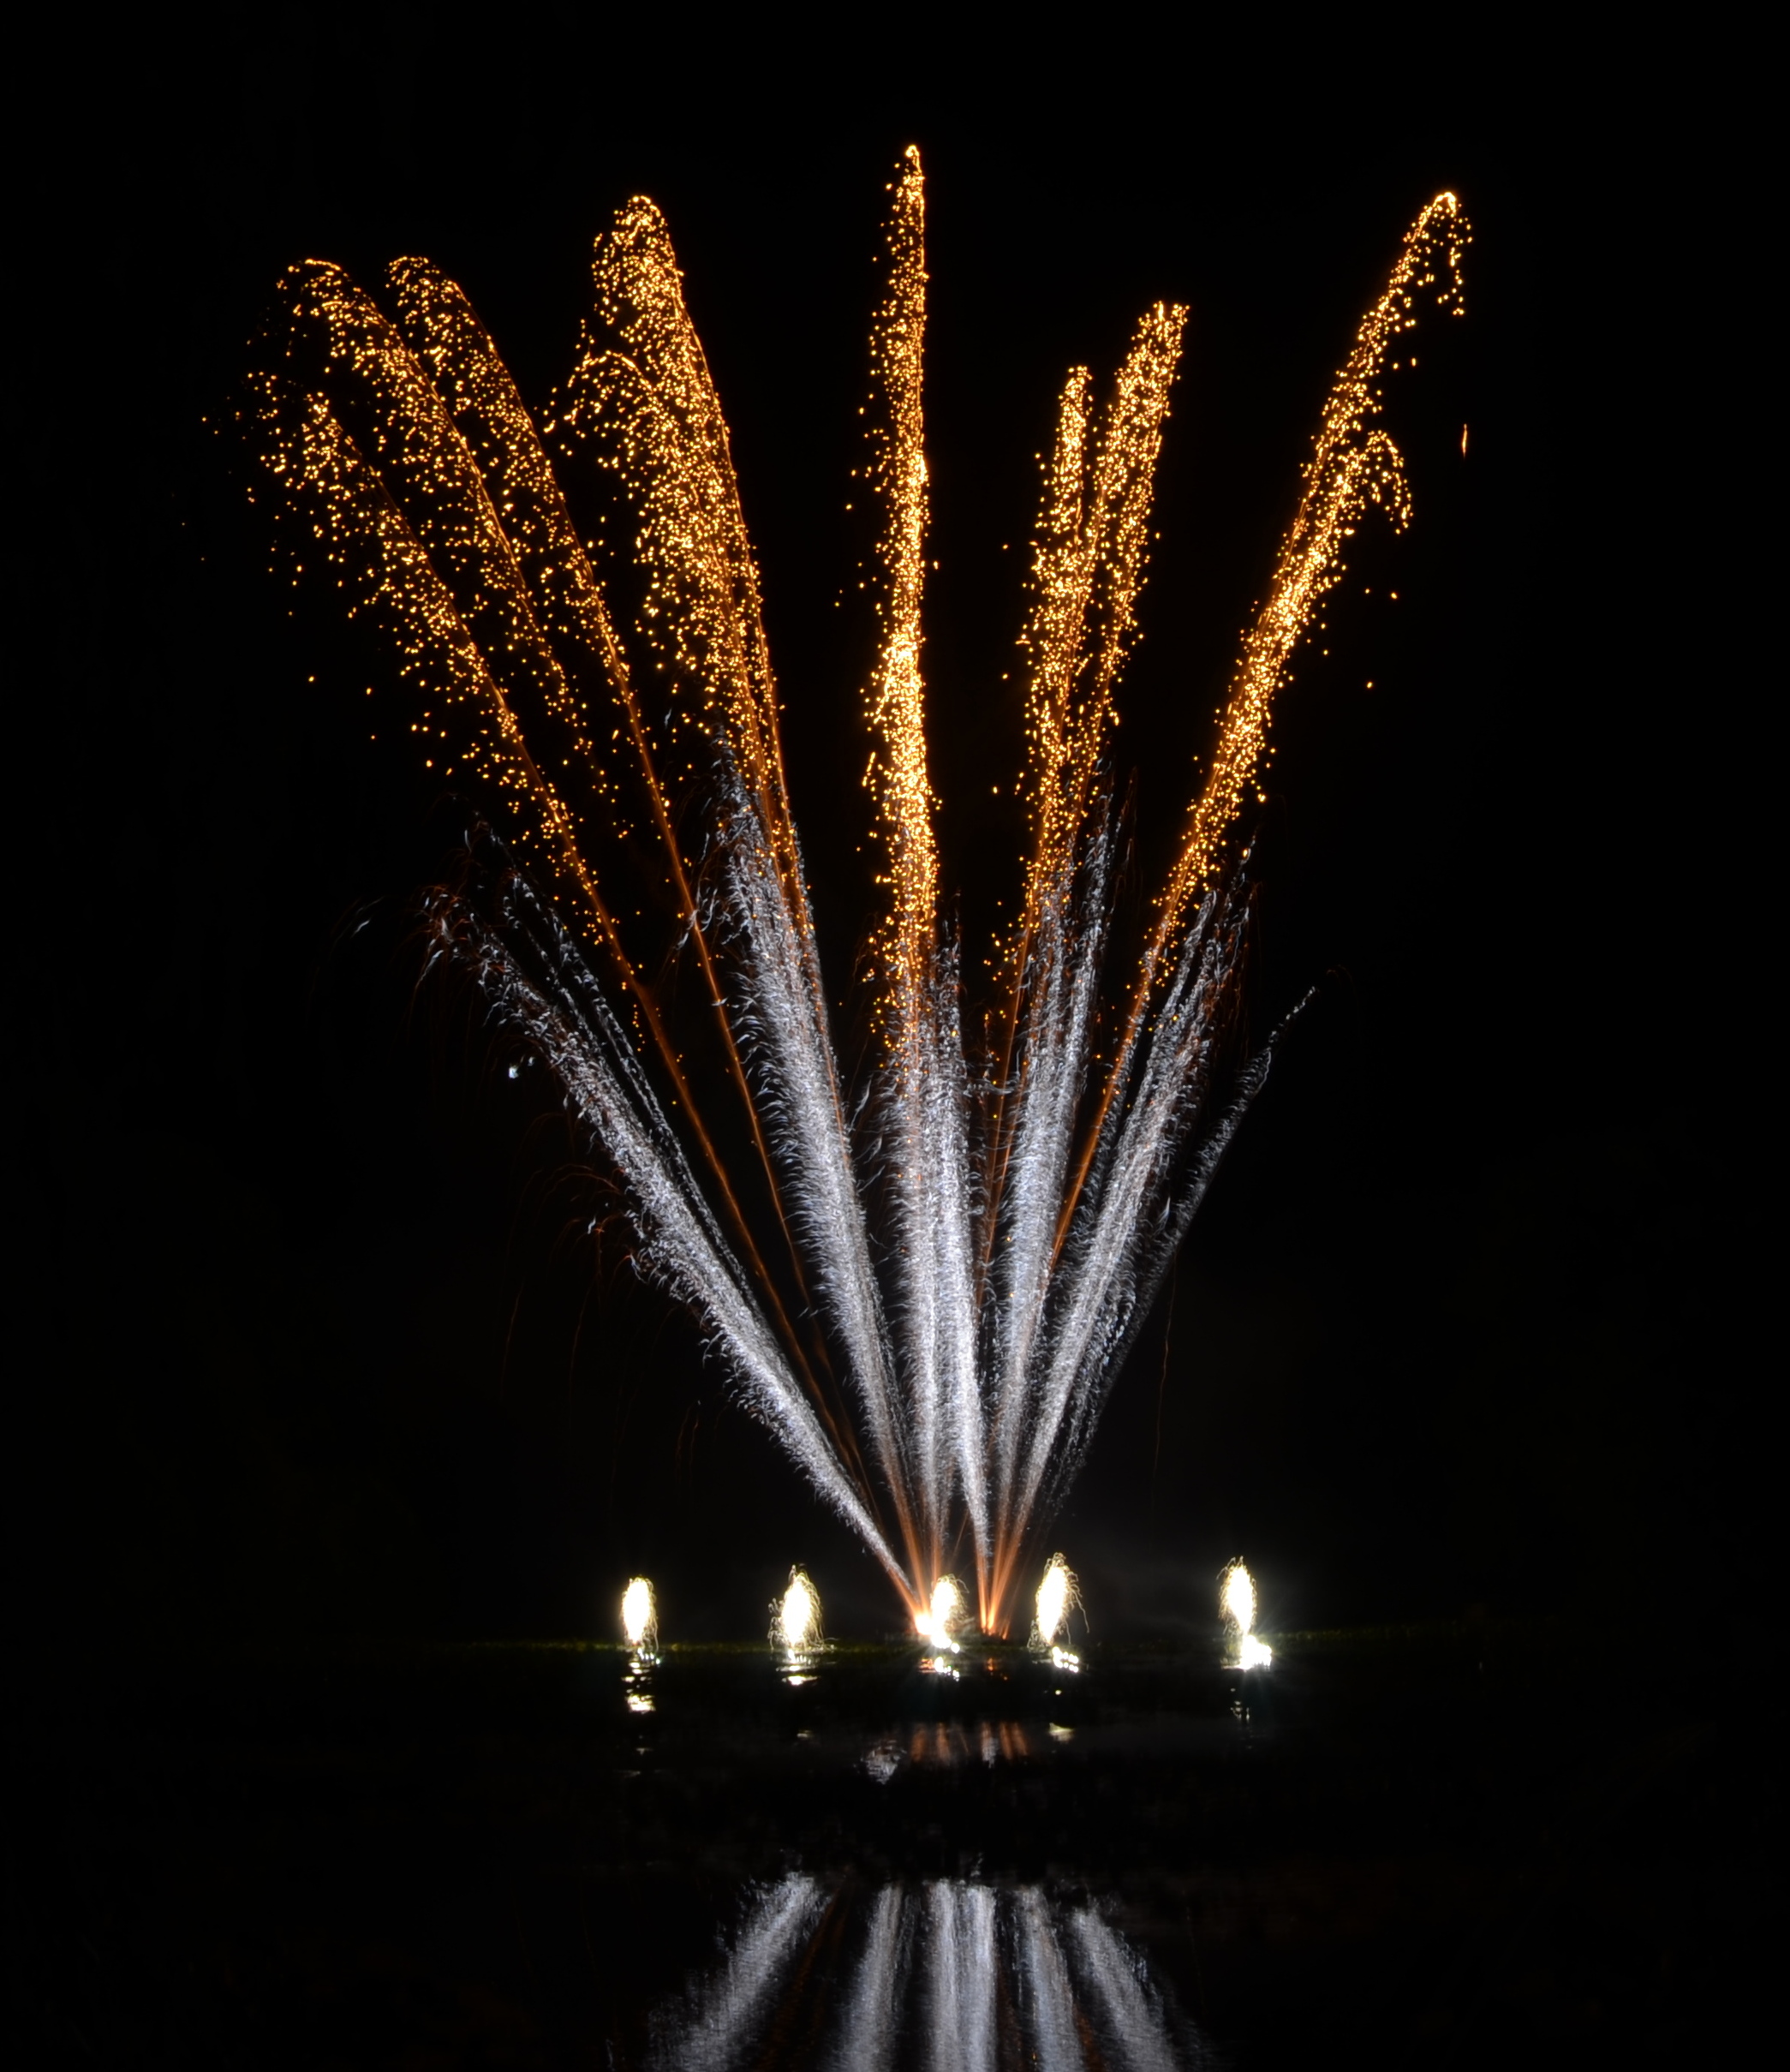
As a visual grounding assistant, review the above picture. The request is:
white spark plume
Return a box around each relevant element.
[621,1574,659,1652]
[1032,1552,1081,1651]
[773,1566,823,1652]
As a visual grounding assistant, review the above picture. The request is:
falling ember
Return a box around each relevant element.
[234,155,1466,1637]
[773,1566,823,1652]
[1219,1557,1271,1669]
[621,1574,659,1654]
[1031,1552,1081,1651]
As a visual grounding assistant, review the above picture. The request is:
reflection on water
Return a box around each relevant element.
[911,1719,1033,1768]
[624,1651,657,1715]
[859,1720,1033,1780]
[648,1872,1204,2070]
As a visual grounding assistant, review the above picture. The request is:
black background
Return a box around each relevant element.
[15,12,1762,1653]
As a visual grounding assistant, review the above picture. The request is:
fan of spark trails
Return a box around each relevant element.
[233,152,1466,1634]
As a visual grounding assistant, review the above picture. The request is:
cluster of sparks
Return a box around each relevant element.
[235,153,1465,1638]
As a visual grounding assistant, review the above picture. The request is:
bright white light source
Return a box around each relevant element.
[621,1575,658,1653]
[1220,1559,1256,1636]
[1219,1558,1270,1669]
[774,1566,823,1651]
[916,1574,968,1649]
[1031,1552,1080,1650]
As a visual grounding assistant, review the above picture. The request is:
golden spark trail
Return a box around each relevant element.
[976,308,1186,1583]
[854,150,982,1584]
[1012,303,1185,968]
[1154,190,1469,946]
[861,146,939,1024]
[1044,190,1471,1274]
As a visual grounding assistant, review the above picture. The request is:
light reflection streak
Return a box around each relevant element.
[826,1883,904,2072]
[647,1875,829,2072]
[1064,1905,1190,2072]
[1013,1885,1083,2072]
[926,1882,997,2072]
[647,1873,1205,2070]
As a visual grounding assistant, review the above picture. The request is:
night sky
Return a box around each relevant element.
[17,18,1757,1653]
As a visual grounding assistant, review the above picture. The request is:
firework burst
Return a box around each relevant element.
[233,152,1466,1635]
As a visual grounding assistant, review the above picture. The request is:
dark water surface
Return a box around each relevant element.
[13,1629,1765,2066]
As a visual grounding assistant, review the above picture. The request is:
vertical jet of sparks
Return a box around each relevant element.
[1010,303,1186,975]
[979,304,1185,1615]
[861,146,938,993]
[858,148,982,1590]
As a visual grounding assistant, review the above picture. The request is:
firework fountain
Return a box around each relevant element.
[235,153,1466,1636]
[1220,1557,1272,1669]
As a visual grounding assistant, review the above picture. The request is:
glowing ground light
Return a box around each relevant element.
[621,1574,659,1654]
[773,1565,823,1652]
[236,156,1466,1638]
[1219,1557,1272,1669]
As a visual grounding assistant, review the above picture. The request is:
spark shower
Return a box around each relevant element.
[235,152,1466,1635]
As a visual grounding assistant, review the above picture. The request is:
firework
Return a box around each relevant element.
[1219,1556,1271,1669]
[621,1574,659,1654]
[1030,1551,1082,1653]
[772,1565,823,1653]
[915,1573,972,1651]
[235,156,1466,1635]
